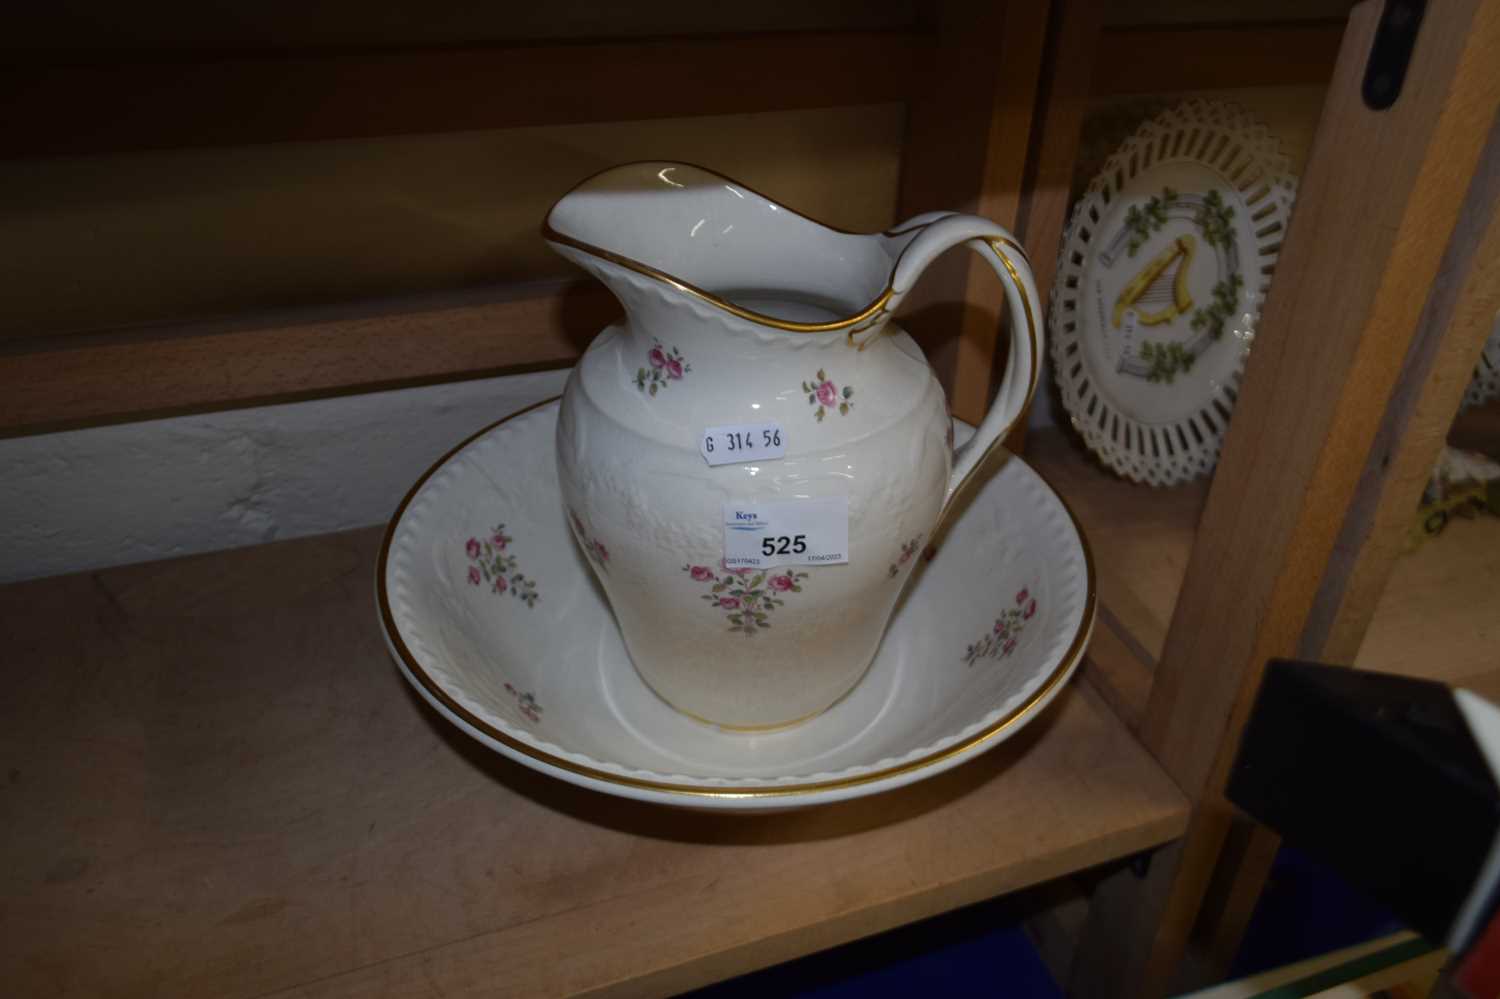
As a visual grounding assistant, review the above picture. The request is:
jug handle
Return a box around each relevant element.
[887,214,1043,513]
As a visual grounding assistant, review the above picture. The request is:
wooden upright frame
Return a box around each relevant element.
[1067,2,1500,994]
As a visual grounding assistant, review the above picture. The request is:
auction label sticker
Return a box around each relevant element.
[722,497,848,569]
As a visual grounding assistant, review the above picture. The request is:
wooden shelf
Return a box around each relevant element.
[1357,514,1500,685]
[1027,427,1500,720]
[0,526,1187,997]
[1026,428,1205,663]
[1026,428,1205,730]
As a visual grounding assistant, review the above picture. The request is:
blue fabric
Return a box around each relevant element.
[1230,846,1407,979]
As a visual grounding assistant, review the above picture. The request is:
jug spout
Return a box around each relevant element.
[544,162,902,342]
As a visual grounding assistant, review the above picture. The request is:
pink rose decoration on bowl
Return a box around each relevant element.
[719,596,741,610]
[964,589,1037,667]
[816,380,838,407]
[649,346,667,369]
[593,541,609,563]
[666,357,684,379]
[461,522,539,607]
[769,574,795,591]
[689,565,714,581]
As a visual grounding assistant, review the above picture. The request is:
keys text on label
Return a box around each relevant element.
[722,497,848,569]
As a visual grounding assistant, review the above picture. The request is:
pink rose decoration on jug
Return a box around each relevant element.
[887,534,924,578]
[685,563,808,635]
[636,338,691,396]
[567,507,610,574]
[802,368,854,421]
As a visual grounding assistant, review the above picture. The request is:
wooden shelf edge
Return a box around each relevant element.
[1026,426,1203,642]
[1083,615,1153,734]
[1027,425,1500,702]
[0,527,1186,998]
[0,282,615,437]
[1092,21,1345,97]
[1,30,928,158]
[1,18,1347,161]
[1354,513,1500,685]
[248,692,1189,999]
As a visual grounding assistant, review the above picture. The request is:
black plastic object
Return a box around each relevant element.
[1227,660,1499,948]
[1362,0,1426,110]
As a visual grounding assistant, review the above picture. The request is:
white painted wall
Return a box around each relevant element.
[0,356,1065,586]
[0,370,569,584]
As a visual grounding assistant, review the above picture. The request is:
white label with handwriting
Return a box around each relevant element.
[700,422,786,466]
[722,497,848,569]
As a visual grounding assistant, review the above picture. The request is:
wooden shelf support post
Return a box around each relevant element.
[1068,2,1500,995]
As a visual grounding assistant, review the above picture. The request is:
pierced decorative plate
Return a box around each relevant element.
[1050,100,1298,485]
[1462,311,1500,412]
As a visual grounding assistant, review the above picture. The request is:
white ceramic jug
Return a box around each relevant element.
[547,162,1041,729]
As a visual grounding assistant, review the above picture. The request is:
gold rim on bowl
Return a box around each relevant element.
[376,397,1096,800]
